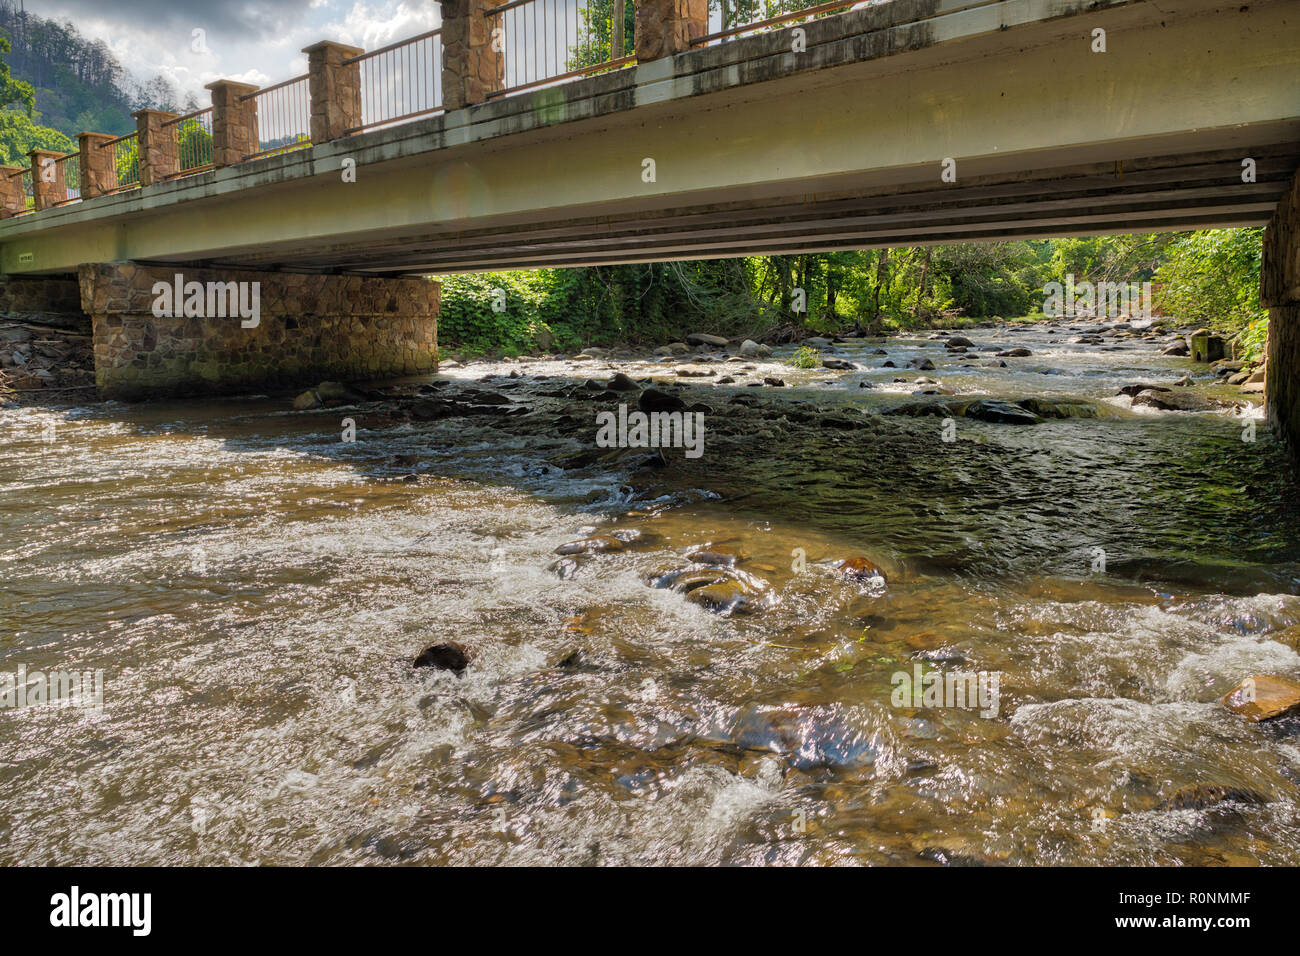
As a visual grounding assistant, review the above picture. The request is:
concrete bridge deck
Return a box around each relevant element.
[0,0,1296,277]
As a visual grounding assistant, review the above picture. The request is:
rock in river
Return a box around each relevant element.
[607,372,640,392]
[964,400,1041,425]
[413,642,472,675]
[1221,674,1300,721]
[686,332,729,347]
[554,536,625,555]
[837,556,887,584]
[638,388,686,413]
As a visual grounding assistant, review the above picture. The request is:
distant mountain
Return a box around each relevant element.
[0,0,189,138]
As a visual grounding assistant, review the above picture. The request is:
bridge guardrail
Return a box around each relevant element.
[695,0,861,46]
[485,0,634,99]
[51,153,81,206]
[98,131,141,194]
[164,108,215,176]
[242,75,312,160]
[344,29,444,135]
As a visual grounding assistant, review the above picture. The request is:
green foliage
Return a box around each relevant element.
[0,35,33,115]
[0,106,72,165]
[788,346,820,368]
[1153,227,1265,331]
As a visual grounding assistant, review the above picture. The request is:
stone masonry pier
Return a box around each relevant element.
[80,263,438,400]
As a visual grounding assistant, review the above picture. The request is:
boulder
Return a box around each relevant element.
[964,400,1040,425]
[554,536,625,555]
[413,642,472,675]
[822,358,856,370]
[607,372,640,392]
[837,557,887,584]
[946,335,975,347]
[1161,341,1190,356]
[1221,674,1300,721]
[995,348,1032,357]
[1130,388,1219,412]
[739,339,772,358]
[686,333,729,347]
[639,388,686,413]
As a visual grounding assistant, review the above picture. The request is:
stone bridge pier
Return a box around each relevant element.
[76,263,439,400]
[1263,170,1300,458]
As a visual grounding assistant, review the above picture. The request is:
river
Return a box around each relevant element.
[2,319,1298,865]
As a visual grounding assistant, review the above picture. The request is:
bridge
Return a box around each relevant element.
[0,0,1297,451]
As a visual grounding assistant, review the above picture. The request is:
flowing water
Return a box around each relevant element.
[2,322,1299,865]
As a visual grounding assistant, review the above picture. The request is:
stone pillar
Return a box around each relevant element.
[205,80,260,168]
[77,132,117,198]
[133,109,180,185]
[1262,168,1300,458]
[635,0,708,61]
[441,0,504,111]
[79,262,440,400]
[0,165,26,218]
[29,149,66,210]
[303,40,364,141]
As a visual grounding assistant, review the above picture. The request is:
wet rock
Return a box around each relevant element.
[607,372,639,392]
[763,377,786,387]
[638,388,686,413]
[675,367,715,377]
[413,642,472,675]
[1158,783,1267,811]
[687,580,763,615]
[822,358,856,370]
[908,358,936,371]
[996,347,1032,357]
[1015,398,1110,419]
[582,378,606,392]
[316,381,366,405]
[837,556,887,584]
[439,360,461,369]
[1221,674,1300,721]
[881,360,896,368]
[1131,389,1219,412]
[946,335,975,347]
[917,847,986,867]
[686,333,729,347]
[654,342,691,355]
[805,336,833,348]
[554,536,625,556]
[1161,341,1190,356]
[716,375,736,384]
[687,546,742,566]
[293,389,322,410]
[548,557,580,579]
[964,400,1041,425]
[739,339,772,358]
[1118,383,1170,397]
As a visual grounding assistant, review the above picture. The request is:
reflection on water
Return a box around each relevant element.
[1,325,1298,865]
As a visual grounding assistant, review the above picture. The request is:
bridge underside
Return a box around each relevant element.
[2,0,1296,277]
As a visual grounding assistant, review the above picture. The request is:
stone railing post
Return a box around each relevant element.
[441,0,504,111]
[133,109,180,185]
[205,80,260,168]
[29,149,65,210]
[635,0,708,61]
[0,166,26,217]
[77,132,117,198]
[303,40,364,141]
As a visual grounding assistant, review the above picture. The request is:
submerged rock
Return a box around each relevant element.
[1131,388,1220,412]
[686,546,742,566]
[554,536,625,556]
[1158,783,1267,811]
[413,642,472,675]
[1221,674,1300,721]
[837,556,887,583]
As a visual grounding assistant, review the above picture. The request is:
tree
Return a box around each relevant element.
[0,35,34,115]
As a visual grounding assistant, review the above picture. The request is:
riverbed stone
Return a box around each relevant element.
[1221,674,1300,721]
[413,641,472,675]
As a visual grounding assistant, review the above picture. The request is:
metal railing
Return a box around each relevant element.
[52,152,81,205]
[242,75,312,160]
[696,0,861,45]
[345,29,443,134]
[164,107,215,176]
[98,131,141,193]
[486,0,634,99]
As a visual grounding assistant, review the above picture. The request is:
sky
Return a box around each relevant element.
[24,0,443,99]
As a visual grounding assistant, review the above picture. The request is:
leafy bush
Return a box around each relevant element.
[788,346,820,368]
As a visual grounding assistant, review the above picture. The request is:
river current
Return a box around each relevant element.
[2,320,1298,865]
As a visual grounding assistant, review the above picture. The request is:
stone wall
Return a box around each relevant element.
[1262,169,1300,460]
[80,262,438,400]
